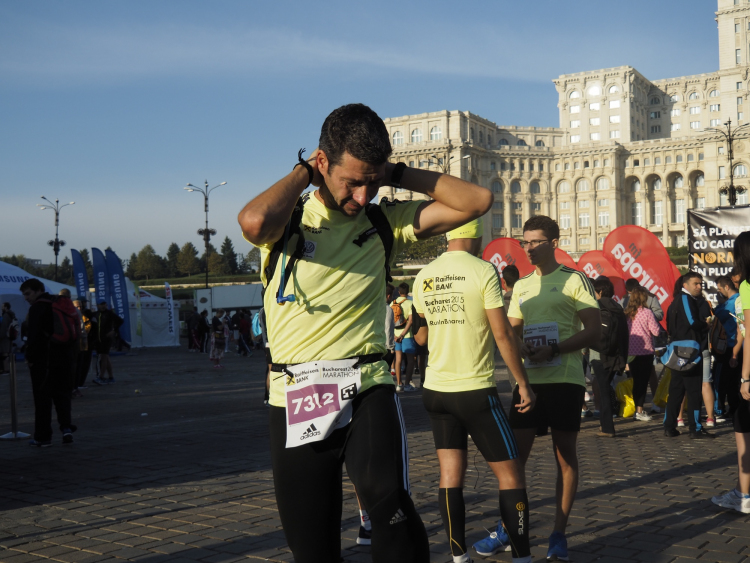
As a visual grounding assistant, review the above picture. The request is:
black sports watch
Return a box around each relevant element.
[390,162,407,188]
[742,378,750,384]
[550,342,560,358]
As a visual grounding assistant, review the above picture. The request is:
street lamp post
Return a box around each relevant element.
[37,196,75,282]
[426,151,470,175]
[184,180,226,289]
[705,118,750,206]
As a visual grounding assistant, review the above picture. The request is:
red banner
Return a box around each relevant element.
[482,238,534,278]
[555,248,578,270]
[602,226,681,327]
[577,250,627,303]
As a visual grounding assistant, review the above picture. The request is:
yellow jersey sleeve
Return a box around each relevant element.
[507,281,524,319]
[482,263,504,309]
[572,273,599,312]
[380,199,422,263]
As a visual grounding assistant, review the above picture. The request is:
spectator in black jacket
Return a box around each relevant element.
[664,272,714,439]
[20,278,77,447]
[91,301,123,385]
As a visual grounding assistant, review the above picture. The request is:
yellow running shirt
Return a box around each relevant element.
[258,192,422,407]
[413,252,504,392]
[507,265,598,387]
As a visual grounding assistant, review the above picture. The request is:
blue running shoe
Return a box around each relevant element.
[472,522,511,556]
[547,531,569,561]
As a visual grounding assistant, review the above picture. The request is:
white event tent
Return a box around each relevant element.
[0,261,179,348]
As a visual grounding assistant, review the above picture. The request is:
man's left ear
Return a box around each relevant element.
[317,151,329,178]
[551,239,559,250]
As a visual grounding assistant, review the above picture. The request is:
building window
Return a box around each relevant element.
[740,112,745,120]
[690,121,701,129]
[590,133,601,141]
[571,135,581,143]
[512,203,523,228]
[510,163,515,171]
[588,85,601,96]
[555,163,560,171]
[610,100,621,109]
[696,173,705,186]
[719,146,725,154]
[674,175,684,188]
[699,153,704,161]
[652,177,662,190]
[711,119,721,126]
[569,91,580,99]
[492,181,503,193]
[499,139,509,146]
[598,199,609,207]
[651,126,661,133]
[532,202,541,212]
[594,159,600,167]
[430,126,442,141]
[560,239,571,247]
[709,89,719,98]
[604,159,610,166]
[535,140,545,147]
[579,238,590,246]
[511,181,522,193]
[564,162,571,170]
[696,198,705,209]
[670,94,680,102]
[577,179,590,192]
[644,158,651,165]
[493,214,503,229]
[655,157,661,164]
[610,130,620,139]
[530,181,541,194]
[479,131,484,144]
[738,49,742,65]
[570,120,580,128]
[650,111,661,119]
[674,199,686,223]
[584,160,590,168]
[411,129,422,143]
[409,160,415,167]
[738,23,742,33]
[596,177,610,190]
[558,181,570,193]
[598,211,610,227]
[739,82,744,90]
[392,131,403,145]
[560,201,570,210]
[493,201,503,210]
[560,214,571,229]
[666,156,672,163]
[710,104,720,112]
[740,97,745,106]
[671,123,681,131]
[574,161,581,169]
[650,96,661,105]
[570,105,580,114]
[689,92,699,100]
[590,103,600,111]
[539,164,544,171]
[689,106,701,115]
[652,201,663,226]
[671,109,682,117]
[520,163,525,171]
[736,164,748,176]
[631,179,641,192]
[739,191,750,204]
[632,202,643,226]
[720,166,726,179]
[610,115,621,124]
[578,213,590,228]
[590,117,600,126]
[491,161,496,171]
[676,154,683,163]
[634,159,640,167]
[517,139,527,146]
[609,85,619,94]
[579,199,590,209]
[500,162,507,171]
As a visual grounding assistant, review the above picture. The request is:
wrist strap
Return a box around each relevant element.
[390,162,406,188]
[293,148,314,187]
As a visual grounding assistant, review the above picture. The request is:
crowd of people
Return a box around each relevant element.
[184,307,258,365]
[237,103,750,563]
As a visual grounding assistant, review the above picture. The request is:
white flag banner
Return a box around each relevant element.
[165,282,176,336]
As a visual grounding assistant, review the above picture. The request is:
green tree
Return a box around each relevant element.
[396,235,447,262]
[246,246,261,273]
[135,245,165,281]
[125,252,138,278]
[176,242,201,276]
[200,243,218,273]
[220,236,238,274]
[166,242,180,276]
[58,256,74,284]
[208,251,230,275]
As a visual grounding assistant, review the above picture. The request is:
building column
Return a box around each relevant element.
[523,194,531,222]
[662,193,669,244]
[504,194,512,235]
[570,193,578,252]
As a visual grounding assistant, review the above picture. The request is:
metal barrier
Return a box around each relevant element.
[1,348,30,440]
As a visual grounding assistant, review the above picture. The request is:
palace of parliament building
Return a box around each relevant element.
[378,0,750,256]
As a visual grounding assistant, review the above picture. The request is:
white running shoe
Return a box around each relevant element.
[712,489,750,514]
[635,411,652,422]
[677,418,685,427]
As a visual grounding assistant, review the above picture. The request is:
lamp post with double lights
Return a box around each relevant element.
[425,152,471,175]
[705,118,750,206]
[37,196,75,282]
[184,180,227,289]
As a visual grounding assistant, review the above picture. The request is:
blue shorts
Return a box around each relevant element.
[395,338,417,355]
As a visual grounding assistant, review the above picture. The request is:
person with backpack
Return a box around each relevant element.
[624,286,664,422]
[0,301,18,374]
[713,276,744,422]
[20,278,78,447]
[664,272,714,439]
[589,276,628,437]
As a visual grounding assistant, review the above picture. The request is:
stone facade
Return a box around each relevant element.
[378,0,750,257]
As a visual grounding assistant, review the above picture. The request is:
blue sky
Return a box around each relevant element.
[1,0,719,263]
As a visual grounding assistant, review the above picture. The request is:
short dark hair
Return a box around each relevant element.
[386,283,395,295]
[593,276,615,298]
[398,282,409,295]
[683,271,702,284]
[502,265,520,288]
[716,276,734,289]
[2,302,9,310]
[319,104,392,169]
[20,278,45,293]
[522,215,559,241]
[625,278,640,292]
[734,231,750,283]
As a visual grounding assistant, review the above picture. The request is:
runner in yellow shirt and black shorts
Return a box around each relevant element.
[413,219,535,563]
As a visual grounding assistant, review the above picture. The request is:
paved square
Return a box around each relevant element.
[1,347,748,562]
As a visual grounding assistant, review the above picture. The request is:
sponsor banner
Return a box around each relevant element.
[602,225,680,328]
[70,249,90,304]
[105,249,132,343]
[688,207,750,305]
[91,248,109,307]
[482,238,534,278]
[165,282,176,336]
[577,250,627,303]
[555,248,578,271]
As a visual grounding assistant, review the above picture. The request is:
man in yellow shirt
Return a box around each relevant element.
[492,215,600,562]
[238,103,493,563]
[413,219,535,563]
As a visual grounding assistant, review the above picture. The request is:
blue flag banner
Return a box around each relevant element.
[91,248,109,307]
[105,249,132,344]
[70,249,90,304]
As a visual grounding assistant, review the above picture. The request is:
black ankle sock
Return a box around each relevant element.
[438,487,466,556]
[498,488,530,558]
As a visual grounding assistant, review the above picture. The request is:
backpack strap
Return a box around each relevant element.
[355,203,394,283]
[263,196,307,302]
[681,294,695,325]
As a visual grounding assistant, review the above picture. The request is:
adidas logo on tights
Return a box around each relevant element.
[299,423,321,441]
[389,509,407,525]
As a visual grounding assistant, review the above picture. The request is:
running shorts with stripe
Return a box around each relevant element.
[422,387,518,462]
[269,384,429,563]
